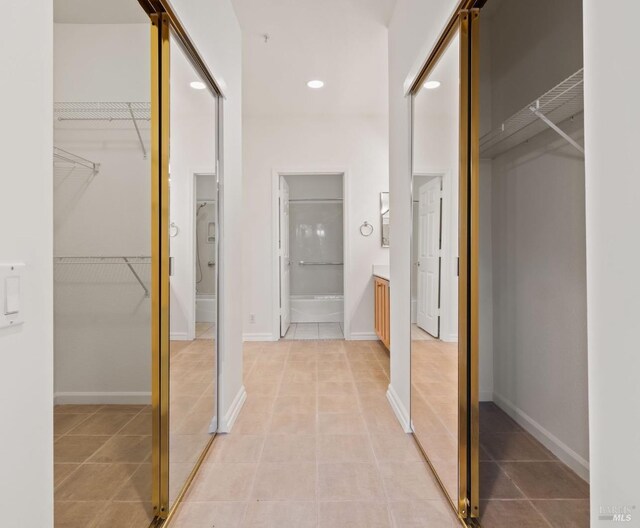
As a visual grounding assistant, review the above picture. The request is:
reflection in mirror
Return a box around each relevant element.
[411,30,460,503]
[380,192,390,247]
[168,31,218,507]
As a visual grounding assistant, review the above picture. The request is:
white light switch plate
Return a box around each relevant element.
[1,263,25,329]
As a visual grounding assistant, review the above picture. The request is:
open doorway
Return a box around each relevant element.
[275,172,345,340]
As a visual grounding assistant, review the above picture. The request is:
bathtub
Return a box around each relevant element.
[196,294,217,323]
[291,294,344,323]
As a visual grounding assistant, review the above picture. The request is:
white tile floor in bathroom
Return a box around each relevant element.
[283,323,344,340]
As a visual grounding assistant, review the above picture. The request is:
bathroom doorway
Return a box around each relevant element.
[274,172,347,340]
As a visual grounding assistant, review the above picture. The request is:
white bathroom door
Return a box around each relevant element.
[417,178,442,337]
[279,176,291,337]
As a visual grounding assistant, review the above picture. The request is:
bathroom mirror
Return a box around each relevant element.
[410,23,464,508]
[380,192,389,247]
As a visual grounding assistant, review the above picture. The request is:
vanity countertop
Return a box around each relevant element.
[372,265,390,281]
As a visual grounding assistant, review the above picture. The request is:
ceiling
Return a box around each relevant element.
[231,0,396,117]
[54,0,148,23]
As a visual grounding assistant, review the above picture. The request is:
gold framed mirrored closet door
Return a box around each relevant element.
[146,1,224,524]
[408,3,480,525]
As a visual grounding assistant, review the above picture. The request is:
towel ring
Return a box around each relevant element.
[360,221,374,237]
[169,222,179,237]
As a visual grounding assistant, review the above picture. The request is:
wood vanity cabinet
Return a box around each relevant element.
[374,276,390,350]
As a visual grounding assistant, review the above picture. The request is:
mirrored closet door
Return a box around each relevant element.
[409,10,471,517]
[164,23,220,511]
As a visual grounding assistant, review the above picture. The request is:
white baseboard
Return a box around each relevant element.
[386,384,412,433]
[479,390,494,402]
[441,333,458,343]
[170,332,191,341]
[218,385,247,433]
[243,332,276,342]
[54,392,152,405]
[349,332,378,341]
[493,392,590,481]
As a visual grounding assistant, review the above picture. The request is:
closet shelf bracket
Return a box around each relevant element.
[53,147,100,172]
[127,103,148,159]
[529,100,584,155]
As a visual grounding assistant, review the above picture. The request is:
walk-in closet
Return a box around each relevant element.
[478,0,589,526]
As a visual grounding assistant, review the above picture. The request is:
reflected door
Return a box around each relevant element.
[280,176,291,337]
[417,178,442,337]
[410,10,472,518]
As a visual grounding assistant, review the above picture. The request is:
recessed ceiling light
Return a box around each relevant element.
[190,81,206,90]
[307,80,325,89]
[424,80,441,90]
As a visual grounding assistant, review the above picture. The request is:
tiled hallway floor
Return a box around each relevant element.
[169,339,460,527]
[282,323,344,340]
[479,402,590,527]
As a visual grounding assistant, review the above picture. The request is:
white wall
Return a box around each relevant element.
[0,1,53,526]
[170,0,244,431]
[388,0,460,428]
[242,116,389,341]
[584,0,640,523]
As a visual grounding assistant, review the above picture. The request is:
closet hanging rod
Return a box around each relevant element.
[53,147,100,172]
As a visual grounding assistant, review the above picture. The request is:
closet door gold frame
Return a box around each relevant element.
[407,3,480,524]
[145,0,225,523]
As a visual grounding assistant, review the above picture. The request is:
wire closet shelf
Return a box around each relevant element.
[54,102,151,159]
[54,256,151,297]
[480,68,584,159]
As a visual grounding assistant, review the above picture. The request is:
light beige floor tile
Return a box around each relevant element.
[170,501,246,528]
[378,461,442,501]
[261,434,316,462]
[317,462,384,501]
[388,500,458,527]
[242,501,317,528]
[273,394,317,414]
[269,411,316,434]
[185,463,257,501]
[318,501,390,528]
[318,412,366,435]
[318,393,360,413]
[252,463,317,500]
[207,434,264,463]
[317,434,374,463]
[370,433,422,462]
[233,412,271,435]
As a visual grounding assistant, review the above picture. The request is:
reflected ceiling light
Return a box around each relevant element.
[307,80,325,89]
[190,81,206,90]
[424,80,441,90]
